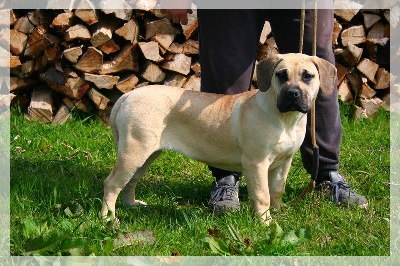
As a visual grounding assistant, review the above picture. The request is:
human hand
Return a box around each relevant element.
[159,0,192,25]
[160,9,193,25]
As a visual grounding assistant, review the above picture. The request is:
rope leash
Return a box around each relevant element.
[290,0,319,201]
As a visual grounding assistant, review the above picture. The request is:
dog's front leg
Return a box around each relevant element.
[242,158,271,225]
[268,158,292,210]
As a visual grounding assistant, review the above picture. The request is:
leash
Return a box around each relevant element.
[292,0,319,201]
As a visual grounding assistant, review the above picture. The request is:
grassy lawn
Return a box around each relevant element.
[9,105,390,256]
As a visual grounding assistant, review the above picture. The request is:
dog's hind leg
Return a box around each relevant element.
[122,151,162,208]
[101,144,158,220]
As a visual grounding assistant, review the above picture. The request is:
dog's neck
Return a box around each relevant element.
[254,89,307,129]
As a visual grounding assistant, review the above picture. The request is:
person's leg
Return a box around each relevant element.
[268,6,367,206]
[267,8,341,176]
[198,9,267,212]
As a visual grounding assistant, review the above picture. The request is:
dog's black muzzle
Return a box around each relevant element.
[277,86,310,113]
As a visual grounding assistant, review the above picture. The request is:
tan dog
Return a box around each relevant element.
[102,53,337,225]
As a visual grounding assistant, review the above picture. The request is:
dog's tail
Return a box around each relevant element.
[109,92,130,152]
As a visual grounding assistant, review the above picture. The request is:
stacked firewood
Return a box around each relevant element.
[5,2,399,124]
[7,6,200,124]
[331,1,399,118]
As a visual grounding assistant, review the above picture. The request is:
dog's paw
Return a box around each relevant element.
[124,200,148,209]
[103,215,120,228]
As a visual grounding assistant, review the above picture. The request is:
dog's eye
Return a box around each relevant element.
[302,72,315,83]
[276,70,288,83]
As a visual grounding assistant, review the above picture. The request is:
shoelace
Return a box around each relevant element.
[331,180,353,203]
[209,184,238,205]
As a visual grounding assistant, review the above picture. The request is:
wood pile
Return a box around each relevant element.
[4,1,399,124]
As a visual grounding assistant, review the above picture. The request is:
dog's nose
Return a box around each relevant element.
[285,87,301,100]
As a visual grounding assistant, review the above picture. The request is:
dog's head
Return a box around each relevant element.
[256,53,337,113]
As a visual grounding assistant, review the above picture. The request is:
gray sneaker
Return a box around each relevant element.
[208,175,240,214]
[315,171,368,208]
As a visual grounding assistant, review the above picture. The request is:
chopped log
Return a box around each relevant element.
[9,55,21,69]
[87,87,110,110]
[27,87,53,123]
[341,25,366,46]
[354,105,368,119]
[135,0,158,11]
[358,78,377,99]
[116,73,139,93]
[152,34,175,52]
[163,73,187,88]
[98,89,122,103]
[168,42,184,54]
[334,0,363,22]
[52,104,70,125]
[160,53,191,75]
[44,44,60,63]
[20,60,37,78]
[381,93,390,111]
[98,39,120,54]
[191,61,201,77]
[384,5,400,28]
[332,19,342,46]
[91,20,119,47]
[257,42,280,61]
[183,75,201,91]
[63,46,83,64]
[0,28,9,49]
[145,18,181,40]
[259,21,272,45]
[140,61,166,83]
[51,12,74,32]
[138,41,163,62]
[0,9,16,26]
[359,97,383,117]
[14,15,35,34]
[10,77,38,92]
[374,68,396,89]
[97,104,113,124]
[181,8,198,39]
[10,29,28,55]
[115,19,140,44]
[334,43,363,67]
[40,68,90,99]
[182,40,199,55]
[338,78,354,103]
[11,94,30,111]
[100,0,133,21]
[75,47,103,73]
[356,58,379,83]
[28,9,52,28]
[336,63,348,84]
[24,27,59,58]
[366,21,389,46]
[76,96,97,113]
[100,44,139,74]
[362,13,381,29]
[64,24,91,42]
[346,73,363,94]
[74,9,99,26]
[83,73,120,89]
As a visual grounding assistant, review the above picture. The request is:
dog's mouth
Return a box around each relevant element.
[277,86,310,113]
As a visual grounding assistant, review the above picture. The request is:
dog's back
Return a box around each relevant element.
[112,85,249,170]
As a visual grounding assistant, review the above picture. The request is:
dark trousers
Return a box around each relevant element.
[197,7,342,180]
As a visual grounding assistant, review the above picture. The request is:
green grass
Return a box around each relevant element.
[9,105,390,256]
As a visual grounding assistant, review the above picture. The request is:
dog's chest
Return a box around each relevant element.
[270,129,301,167]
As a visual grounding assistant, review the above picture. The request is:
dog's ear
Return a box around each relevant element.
[310,56,337,96]
[256,55,284,92]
